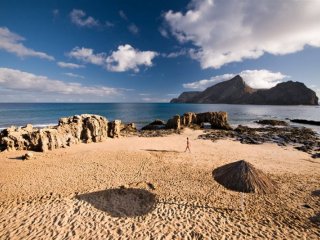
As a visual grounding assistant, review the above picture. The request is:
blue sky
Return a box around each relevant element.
[0,0,319,102]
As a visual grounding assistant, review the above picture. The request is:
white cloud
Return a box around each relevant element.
[165,0,320,69]
[57,61,84,69]
[159,27,169,38]
[64,72,85,79]
[68,47,106,65]
[163,49,187,58]
[128,23,139,34]
[183,69,289,90]
[119,10,128,21]
[0,27,54,60]
[68,45,158,72]
[106,44,158,72]
[70,9,99,28]
[0,68,119,102]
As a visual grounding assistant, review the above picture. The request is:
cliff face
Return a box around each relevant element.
[171,75,319,105]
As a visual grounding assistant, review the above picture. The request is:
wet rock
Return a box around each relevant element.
[290,119,320,126]
[199,124,320,156]
[255,119,288,126]
[141,119,165,130]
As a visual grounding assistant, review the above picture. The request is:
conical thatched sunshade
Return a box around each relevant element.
[212,160,277,194]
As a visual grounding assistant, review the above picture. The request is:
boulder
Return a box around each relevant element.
[23,152,33,160]
[108,120,121,138]
[141,120,166,130]
[166,115,180,130]
[120,123,137,133]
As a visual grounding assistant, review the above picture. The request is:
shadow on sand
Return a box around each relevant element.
[8,156,24,161]
[142,149,180,153]
[76,188,156,217]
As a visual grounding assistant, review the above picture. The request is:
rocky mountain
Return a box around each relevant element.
[171,75,318,105]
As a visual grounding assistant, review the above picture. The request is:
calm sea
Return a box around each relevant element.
[0,103,319,132]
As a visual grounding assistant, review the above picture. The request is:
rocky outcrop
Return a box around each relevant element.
[255,119,288,126]
[0,114,111,152]
[164,112,232,130]
[171,75,319,105]
[181,112,197,126]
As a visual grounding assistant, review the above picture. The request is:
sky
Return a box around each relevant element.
[0,0,319,102]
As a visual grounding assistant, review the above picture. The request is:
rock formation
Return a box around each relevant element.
[165,115,180,130]
[141,120,166,130]
[0,114,119,152]
[108,120,121,138]
[171,75,319,105]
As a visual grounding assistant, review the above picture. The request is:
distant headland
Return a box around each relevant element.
[170,75,319,105]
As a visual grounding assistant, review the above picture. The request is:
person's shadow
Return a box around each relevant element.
[76,188,156,217]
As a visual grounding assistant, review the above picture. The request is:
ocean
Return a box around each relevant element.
[0,103,319,132]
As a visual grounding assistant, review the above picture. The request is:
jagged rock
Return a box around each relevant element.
[162,111,231,130]
[141,120,166,130]
[255,119,288,126]
[166,115,181,130]
[0,114,109,152]
[181,112,197,126]
[108,120,121,138]
[120,123,137,136]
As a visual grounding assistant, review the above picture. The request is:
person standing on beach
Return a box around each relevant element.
[185,137,191,153]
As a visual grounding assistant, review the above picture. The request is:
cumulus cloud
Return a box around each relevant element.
[0,27,54,60]
[165,0,320,69]
[183,69,289,90]
[0,68,118,102]
[70,9,99,28]
[57,61,84,69]
[128,23,139,35]
[64,72,85,79]
[106,44,158,72]
[68,45,158,72]
[68,47,106,65]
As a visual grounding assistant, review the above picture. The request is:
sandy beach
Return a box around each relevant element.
[0,128,319,239]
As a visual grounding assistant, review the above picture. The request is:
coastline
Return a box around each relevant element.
[0,128,319,239]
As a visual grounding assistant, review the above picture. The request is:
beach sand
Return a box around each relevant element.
[0,128,319,239]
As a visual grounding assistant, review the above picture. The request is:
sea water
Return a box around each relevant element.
[0,103,319,132]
